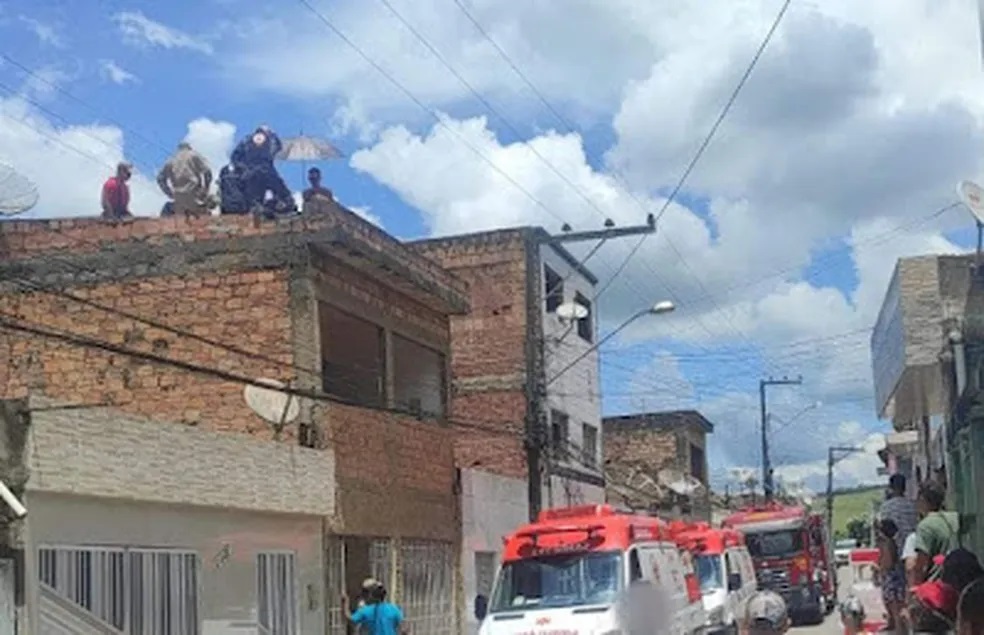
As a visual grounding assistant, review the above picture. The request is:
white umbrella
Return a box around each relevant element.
[276,135,344,161]
[274,135,344,191]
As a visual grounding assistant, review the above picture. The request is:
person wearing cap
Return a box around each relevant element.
[740,591,790,635]
[157,142,213,217]
[343,579,406,635]
[101,162,133,219]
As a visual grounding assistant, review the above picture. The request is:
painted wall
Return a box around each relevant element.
[25,492,325,635]
[539,244,603,484]
[459,469,527,635]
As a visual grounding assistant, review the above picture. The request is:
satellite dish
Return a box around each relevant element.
[243,378,299,426]
[0,164,39,215]
[556,302,588,321]
[958,180,984,224]
[658,468,705,496]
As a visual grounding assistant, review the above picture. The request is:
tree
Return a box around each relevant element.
[846,516,870,546]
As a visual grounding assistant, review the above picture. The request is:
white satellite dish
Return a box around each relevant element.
[244,378,299,425]
[958,180,984,225]
[556,301,588,321]
[658,468,704,496]
[0,164,39,215]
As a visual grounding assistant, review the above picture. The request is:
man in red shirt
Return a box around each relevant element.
[101,162,133,219]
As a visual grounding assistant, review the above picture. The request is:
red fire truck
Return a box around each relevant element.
[722,502,836,624]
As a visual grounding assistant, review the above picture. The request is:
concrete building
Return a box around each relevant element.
[870,253,984,548]
[414,228,605,635]
[0,208,470,634]
[602,410,714,521]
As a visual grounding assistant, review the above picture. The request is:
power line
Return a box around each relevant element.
[593,0,794,303]
[0,51,172,162]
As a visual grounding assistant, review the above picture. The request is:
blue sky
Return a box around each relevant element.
[2,0,984,492]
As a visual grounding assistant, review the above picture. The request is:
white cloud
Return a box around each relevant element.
[18,16,64,48]
[113,11,214,55]
[99,60,139,85]
[183,118,236,173]
[0,96,166,218]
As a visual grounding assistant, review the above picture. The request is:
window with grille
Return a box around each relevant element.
[257,552,298,635]
[319,302,386,407]
[392,334,447,419]
[38,545,200,635]
[544,265,563,313]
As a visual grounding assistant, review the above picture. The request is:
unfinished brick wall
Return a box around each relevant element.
[0,214,466,540]
[328,402,456,540]
[603,427,677,470]
[0,269,293,436]
[414,231,531,479]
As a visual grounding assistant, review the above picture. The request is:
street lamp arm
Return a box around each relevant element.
[545,308,653,387]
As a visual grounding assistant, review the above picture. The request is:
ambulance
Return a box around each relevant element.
[670,522,757,635]
[476,504,707,635]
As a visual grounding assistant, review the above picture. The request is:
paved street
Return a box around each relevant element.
[792,567,853,635]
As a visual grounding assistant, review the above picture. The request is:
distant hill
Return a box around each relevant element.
[816,485,884,537]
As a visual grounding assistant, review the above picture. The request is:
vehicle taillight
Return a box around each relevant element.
[684,573,701,603]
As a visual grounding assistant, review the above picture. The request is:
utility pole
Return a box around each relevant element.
[827,445,863,597]
[826,446,863,540]
[526,217,656,521]
[760,376,802,500]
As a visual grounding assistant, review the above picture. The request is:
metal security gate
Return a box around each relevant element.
[325,536,455,635]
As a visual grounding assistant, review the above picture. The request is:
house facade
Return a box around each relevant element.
[602,410,714,521]
[0,209,470,634]
[870,253,984,550]
[414,228,605,635]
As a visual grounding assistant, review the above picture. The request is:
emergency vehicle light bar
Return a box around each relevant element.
[538,504,614,522]
[516,524,606,545]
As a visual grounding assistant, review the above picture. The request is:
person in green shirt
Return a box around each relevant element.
[912,480,960,583]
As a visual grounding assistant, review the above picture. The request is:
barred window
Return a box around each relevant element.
[257,552,298,635]
[38,545,200,635]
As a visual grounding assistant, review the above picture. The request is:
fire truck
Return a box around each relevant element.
[722,502,836,624]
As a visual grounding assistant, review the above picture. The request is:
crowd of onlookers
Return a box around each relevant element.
[869,473,982,634]
[98,125,336,220]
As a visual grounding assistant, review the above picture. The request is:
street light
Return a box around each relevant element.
[546,300,675,386]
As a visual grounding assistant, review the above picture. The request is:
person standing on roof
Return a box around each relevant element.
[101,162,133,220]
[157,142,213,217]
[231,124,294,214]
[302,166,334,210]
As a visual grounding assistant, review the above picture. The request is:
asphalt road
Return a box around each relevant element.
[792,567,853,635]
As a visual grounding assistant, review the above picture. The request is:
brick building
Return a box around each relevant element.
[0,207,469,634]
[414,228,605,635]
[603,410,714,521]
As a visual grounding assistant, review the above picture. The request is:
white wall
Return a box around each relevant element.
[460,469,527,635]
[26,492,325,635]
[539,244,604,480]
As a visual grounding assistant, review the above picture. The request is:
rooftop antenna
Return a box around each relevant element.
[243,378,300,439]
[0,163,39,215]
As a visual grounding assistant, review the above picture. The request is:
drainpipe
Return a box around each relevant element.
[946,328,966,506]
